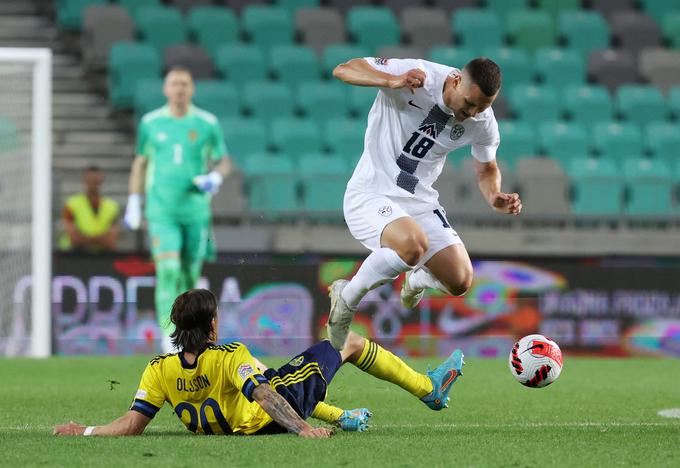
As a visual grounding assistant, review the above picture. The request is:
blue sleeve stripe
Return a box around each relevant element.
[241,374,268,401]
[131,399,160,418]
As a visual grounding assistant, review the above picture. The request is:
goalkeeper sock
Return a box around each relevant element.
[354,340,433,398]
[407,267,451,295]
[311,401,344,425]
[341,248,412,309]
[155,256,181,335]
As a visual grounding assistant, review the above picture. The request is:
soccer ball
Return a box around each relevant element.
[509,334,563,388]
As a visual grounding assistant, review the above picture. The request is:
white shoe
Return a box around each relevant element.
[161,334,178,354]
[327,279,356,351]
[401,271,425,309]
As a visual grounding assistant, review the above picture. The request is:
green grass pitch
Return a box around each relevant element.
[2,355,679,467]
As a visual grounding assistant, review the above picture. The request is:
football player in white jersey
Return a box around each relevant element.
[326,57,522,351]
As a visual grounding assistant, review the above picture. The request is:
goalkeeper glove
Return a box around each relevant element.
[124,194,142,230]
[193,171,223,195]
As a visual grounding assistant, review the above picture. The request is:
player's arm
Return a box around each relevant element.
[474,159,521,215]
[251,384,333,439]
[333,58,425,93]
[53,410,150,436]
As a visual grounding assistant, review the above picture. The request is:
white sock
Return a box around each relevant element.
[408,268,450,295]
[341,247,412,309]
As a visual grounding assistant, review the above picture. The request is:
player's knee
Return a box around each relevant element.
[444,269,473,296]
[342,332,366,362]
[396,232,429,266]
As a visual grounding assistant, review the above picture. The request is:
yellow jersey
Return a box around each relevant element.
[130,342,273,435]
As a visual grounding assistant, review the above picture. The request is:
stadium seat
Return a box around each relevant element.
[663,13,680,49]
[616,85,668,127]
[215,44,267,83]
[273,0,320,14]
[135,6,187,54]
[220,118,268,165]
[644,122,680,164]
[484,0,528,19]
[639,0,680,25]
[241,6,294,51]
[453,9,503,52]
[508,85,560,126]
[590,0,636,20]
[81,4,134,69]
[429,0,479,15]
[243,81,295,118]
[211,169,247,220]
[167,0,212,15]
[592,121,643,161]
[269,45,320,88]
[194,81,240,119]
[514,157,571,215]
[322,44,370,76]
[535,0,580,18]
[56,0,104,31]
[506,10,556,54]
[401,7,451,51]
[163,44,215,79]
[271,118,323,159]
[108,42,161,108]
[297,81,349,120]
[428,47,476,69]
[482,47,532,90]
[638,49,680,94]
[496,121,537,169]
[670,86,680,118]
[224,0,266,15]
[610,11,662,55]
[117,0,160,22]
[299,155,350,217]
[558,11,610,57]
[324,118,366,164]
[187,7,239,60]
[383,0,427,15]
[243,154,299,217]
[296,8,346,54]
[349,86,377,118]
[376,46,424,60]
[623,158,674,215]
[325,0,375,15]
[539,122,590,170]
[562,85,613,126]
[588,49,639,93]
[347,6,400,54]
[534,48,585,92]
[568,158,623,215]
[133,78,165,120]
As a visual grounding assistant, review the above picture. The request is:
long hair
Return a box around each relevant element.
[169,289,218,352]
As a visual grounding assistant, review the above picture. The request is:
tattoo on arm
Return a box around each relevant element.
[253,385,309,435]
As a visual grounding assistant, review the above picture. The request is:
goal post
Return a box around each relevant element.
[0,48,52,357]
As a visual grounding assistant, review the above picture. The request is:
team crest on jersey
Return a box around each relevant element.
[188,129,198,142]
[450,124,465,140]
[378,205,393,217]
[374,57,388,65]
[289,356,304,367]
[156,132,167,142]
[237,363,255,380]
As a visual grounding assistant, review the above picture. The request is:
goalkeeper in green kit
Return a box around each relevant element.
[124,67,231,353]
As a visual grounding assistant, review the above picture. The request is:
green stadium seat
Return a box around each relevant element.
[243,81,295,118]
[108,42,161,108]
[274,0,320,14]
[616,85,668,127]
[117,0,160,22]
[349,86,377,118]
[539,122,590,169]
[534,48,585,92]
[347,6,400,54]
[569,158,623,215]
[644,122,680,164]
[56,0,105,31]
[506,10,556,55]
[242,6,294,51]
[133,78,165,120]
[187,7,239,60]
[269,45,320,88]
[194,81,240,120]
[481,48,532,90]
[271,118,323,158]
[559,11,610,57]
[663,13,680,49]
[592,121,643,161]
[220,118,268,166]
[623,157,674,215]
[562,85,613,126]
[299,155,349,217]
[135,6,187,54]
[484,0,528,19]
[297,81,349,120]
[535,0,581,18]
[452,9,503,51]
[322,44,370,76]
[428,46,476,68]
[496,121,537,169]
[640,0,680,25]
[508,85,560,125]
[324,118,365,164]
[215,44,267,83]
[670,86,680,118]
[243,153,299,217]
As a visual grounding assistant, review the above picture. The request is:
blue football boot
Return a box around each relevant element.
[420,349,464,411]
[337,408,372,432]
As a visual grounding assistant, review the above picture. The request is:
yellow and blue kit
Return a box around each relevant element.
[130,341,342,435]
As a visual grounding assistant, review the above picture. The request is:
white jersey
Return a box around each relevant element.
[346,57,500,209]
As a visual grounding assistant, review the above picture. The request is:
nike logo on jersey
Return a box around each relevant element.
[408,100,423,110]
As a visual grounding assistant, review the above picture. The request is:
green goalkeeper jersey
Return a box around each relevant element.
[137,105,228,222]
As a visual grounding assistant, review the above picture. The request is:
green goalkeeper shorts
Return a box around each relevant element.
[148,218,215,263]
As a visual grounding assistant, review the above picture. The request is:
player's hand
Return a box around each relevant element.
[124,194,142,230]
[53,421,86,436]
[491,192,522,215]
[388,69,426,94]
[298,426,334,439]
[193,171,223,195]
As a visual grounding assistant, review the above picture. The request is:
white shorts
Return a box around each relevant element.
[343,189,463,268]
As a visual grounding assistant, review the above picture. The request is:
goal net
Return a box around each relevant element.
[0,48,51,357]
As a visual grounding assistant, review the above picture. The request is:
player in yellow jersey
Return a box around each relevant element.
[54,289,464,438]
